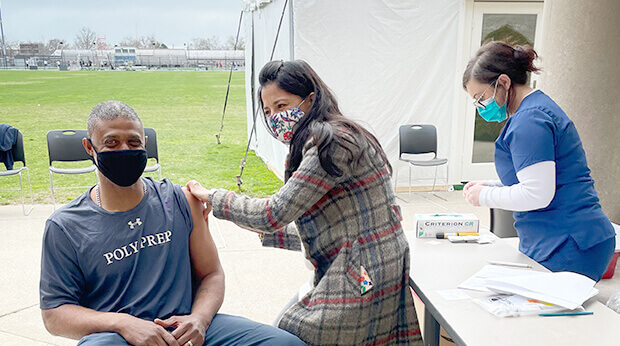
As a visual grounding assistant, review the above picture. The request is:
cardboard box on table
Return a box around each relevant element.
[415,214,479,238]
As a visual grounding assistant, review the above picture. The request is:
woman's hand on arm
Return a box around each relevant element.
[186,180,214,221]
[186,180,211,203]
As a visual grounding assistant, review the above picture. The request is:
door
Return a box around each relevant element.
[460,1,543,182]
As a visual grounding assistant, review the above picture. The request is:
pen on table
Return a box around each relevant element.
[487,260,532,268]
[539,311,593,317]
[436,232,479,239]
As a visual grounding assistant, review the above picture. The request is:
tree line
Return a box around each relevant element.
[1,26,245,56]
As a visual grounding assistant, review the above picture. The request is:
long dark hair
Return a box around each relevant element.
[462,41,540,112]
[258,60,390,181]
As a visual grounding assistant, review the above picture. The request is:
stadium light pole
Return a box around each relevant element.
[184,43,189,67]
[0,0,8,68]
[59,41,64,66]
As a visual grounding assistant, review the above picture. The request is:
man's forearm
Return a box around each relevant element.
[191,270,225,325]
[42,304,127,339]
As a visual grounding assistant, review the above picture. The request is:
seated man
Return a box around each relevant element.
[40,100,304,346]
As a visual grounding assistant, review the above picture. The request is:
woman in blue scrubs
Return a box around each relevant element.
[461,41,615,281]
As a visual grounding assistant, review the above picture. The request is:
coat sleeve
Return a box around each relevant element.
[209,140,350,250]
[261,223,302,251]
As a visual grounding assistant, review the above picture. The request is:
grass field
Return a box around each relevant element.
[0,70,283,205]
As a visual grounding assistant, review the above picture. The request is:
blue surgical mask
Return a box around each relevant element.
[477,83,508,123]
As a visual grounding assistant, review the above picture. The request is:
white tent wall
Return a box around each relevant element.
[245,0,462,188]
[243,0,293,179]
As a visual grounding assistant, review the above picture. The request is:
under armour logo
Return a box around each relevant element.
[128,218,142,229]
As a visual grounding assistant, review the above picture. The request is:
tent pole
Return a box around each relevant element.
[237,9,256,192]
[216,10,244,144]
[237,0,290,191]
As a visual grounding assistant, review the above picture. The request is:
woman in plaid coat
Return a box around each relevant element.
[188,60,421,345]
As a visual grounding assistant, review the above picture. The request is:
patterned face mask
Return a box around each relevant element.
[266,98,307,144]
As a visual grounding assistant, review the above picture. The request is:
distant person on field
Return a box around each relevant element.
[39,100,305,346]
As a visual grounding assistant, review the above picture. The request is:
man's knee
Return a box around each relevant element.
[251,324,306,345]
[77,332,130,346]
[206,314,305,345]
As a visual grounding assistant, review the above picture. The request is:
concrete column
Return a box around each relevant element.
[538,0,620,223]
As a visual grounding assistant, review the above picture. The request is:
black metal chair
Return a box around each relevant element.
[0,130,34,215]
[394,124,448,202]
[143,127,161,180]
[47,129,98,208]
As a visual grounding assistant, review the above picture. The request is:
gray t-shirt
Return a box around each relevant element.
[40,177,194,320]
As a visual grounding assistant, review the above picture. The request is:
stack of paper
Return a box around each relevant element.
[474,294,571,317]
[483,271,597,310]
[459,265,597,310]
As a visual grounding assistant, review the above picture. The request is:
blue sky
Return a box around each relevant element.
[0,0,243,48]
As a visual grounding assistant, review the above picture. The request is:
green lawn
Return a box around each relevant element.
[0,70,283,204]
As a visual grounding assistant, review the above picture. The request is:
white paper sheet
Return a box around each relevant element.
[458,265,597,310]
[483,271,596,310]
[436,289,471,301]
[473,293,583,317]
[458,265,534,292]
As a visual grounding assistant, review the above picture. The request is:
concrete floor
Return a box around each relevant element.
[0,190,617,345]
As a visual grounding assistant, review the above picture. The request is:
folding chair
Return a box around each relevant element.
[0,130,34,215]
[47,129,98,208]
[143,127,161,180]
[394,124,448,202]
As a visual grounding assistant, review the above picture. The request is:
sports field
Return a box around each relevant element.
[0,70,283,204]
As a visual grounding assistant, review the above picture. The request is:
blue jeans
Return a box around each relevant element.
[539,236,615,281]
[78,313,306,345]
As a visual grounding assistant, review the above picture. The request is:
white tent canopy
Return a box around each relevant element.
[242,0,504,187]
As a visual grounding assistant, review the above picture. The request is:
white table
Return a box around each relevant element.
[406,231,620,346]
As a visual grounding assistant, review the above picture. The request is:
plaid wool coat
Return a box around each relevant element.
[209,130,422,345]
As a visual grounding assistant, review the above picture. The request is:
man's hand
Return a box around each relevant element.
[117,314,180,346]
[155,315,208,346]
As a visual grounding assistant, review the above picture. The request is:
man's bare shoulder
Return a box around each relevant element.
[181,185,206,215]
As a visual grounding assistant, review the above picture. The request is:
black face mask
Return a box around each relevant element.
[88,139,147,187]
